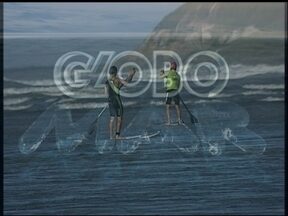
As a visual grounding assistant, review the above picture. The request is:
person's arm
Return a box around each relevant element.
[159,69,166,79]
[126,67,136,82]
[119,68,136,87]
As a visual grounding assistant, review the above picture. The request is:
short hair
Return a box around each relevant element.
[170,61,177,70]
[109,66,118,75]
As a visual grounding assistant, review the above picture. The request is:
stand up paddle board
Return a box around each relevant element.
[117,131,160,140]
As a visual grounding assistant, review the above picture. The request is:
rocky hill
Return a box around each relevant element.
[137,3,285,64]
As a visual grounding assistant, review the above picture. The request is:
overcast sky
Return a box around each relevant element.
[4,3,184,35]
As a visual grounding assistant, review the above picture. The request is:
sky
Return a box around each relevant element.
[4,3,184,36]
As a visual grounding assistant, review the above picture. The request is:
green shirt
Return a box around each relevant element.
[164,69,180,91]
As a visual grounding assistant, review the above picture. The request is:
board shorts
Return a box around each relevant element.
[108,95,123,117]
[165,89,180,105]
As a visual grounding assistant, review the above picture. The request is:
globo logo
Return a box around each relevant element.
[53,50,229,98]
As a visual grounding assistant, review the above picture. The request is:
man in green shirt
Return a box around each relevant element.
[160,61,182,125]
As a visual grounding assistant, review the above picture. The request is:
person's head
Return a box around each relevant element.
[109,66,118,76]
[170,61,177,70]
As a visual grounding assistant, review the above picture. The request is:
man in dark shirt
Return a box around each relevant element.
[105,66,136,139]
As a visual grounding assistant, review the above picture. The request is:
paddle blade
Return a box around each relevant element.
[190,114,199,124]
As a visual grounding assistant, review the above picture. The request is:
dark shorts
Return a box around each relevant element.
[165,90,180,105]
[108,95,123,117]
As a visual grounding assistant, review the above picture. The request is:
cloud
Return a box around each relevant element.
[4,3,184,34]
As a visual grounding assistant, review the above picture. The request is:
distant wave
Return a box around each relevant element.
[243,84,284,90]
[149,98,228,106]
[4,64,284,87]
[259,97,284,102]
[242,90,283,96]
[4,104,33,111]
[4,86,62,96]
[58,101,137,110]
[4,99,137,111]
[194,99,224,104]
[150,101,165,106]
[3,86,105,98]
[179,64,284,81]
[3,97,31,106]
[58,102,107,110]
[4,76,103,97]
[3,64,284,101]
[3,76,56,86]
[229,64,284,79]
[137,64,284,81]
[211,93,235,98]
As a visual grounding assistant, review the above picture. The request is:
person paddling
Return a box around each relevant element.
[105,66,136,139]
[160,61,182,125]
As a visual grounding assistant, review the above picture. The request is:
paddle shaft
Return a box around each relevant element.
[178,95,198,123]
[88,105,108,134]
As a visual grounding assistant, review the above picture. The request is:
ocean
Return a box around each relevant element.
[3,37,285,215]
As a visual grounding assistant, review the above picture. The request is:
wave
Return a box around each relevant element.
[194,99,224,104]
[3,64,284,103]
[3,86,106,98]
[211,93,235,98]
[3,99,138,111]
[259,97,284,102]
[4,104,33,111]
[229,64,284,79]
[149,101,165,106]
[3,97,31,106]
[149,64,284,81]
[57,101,137,110]
[4,86,59,95]
[4,64,284,88]
[3,76,56,86]
[242,90,283,96]
[243,84,284,90]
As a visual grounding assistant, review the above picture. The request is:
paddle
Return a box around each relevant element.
[88,105,108,135]
[179,95,199,124]
[178,95,210,153]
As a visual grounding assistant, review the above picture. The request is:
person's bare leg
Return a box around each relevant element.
[115,116,123,139]
[166,105,171,125]
[109,117,115,139]
[175,105,182,124]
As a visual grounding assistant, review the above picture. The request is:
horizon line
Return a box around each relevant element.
[3,31,284,39]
